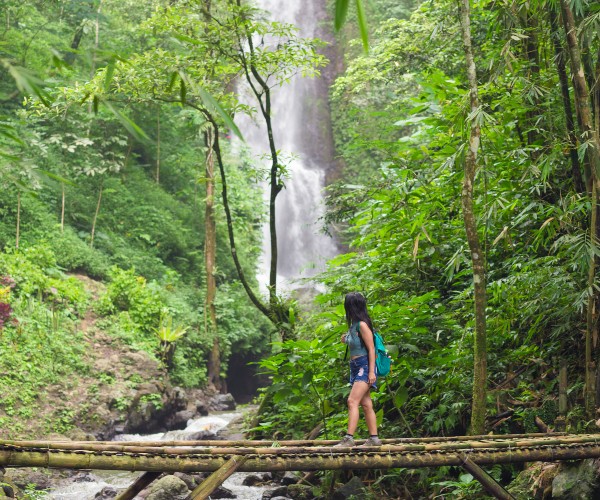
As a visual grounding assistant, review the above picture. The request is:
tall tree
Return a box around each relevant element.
[458,0,487,435]
[560,0,600,418]
[204,126,221,390]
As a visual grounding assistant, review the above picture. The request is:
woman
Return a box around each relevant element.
[334,292,382,447]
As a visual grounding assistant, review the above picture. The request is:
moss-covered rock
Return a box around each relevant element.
[552,459,600,499]
[507,462,558,499]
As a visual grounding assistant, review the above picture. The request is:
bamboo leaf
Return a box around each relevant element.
[334,0,351,31]
[180,78,187,105]
[104,102,149,142]
[355,0,369,52]
[166,71,178,93]
[104,59,116,92]
[197,86,243,141]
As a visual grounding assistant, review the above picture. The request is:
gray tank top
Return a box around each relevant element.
[346,322,369,357]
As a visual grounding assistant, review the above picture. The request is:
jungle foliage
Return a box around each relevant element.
[2,0,600,496]
[0,0,280,430]
[250,0,600,495]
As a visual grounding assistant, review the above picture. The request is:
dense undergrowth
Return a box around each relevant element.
[2,0,600,497]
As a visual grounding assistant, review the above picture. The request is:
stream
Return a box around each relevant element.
[48,411,269,499]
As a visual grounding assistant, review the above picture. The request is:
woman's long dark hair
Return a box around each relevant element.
[344,292,374,332]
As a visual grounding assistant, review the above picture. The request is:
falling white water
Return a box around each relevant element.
[237,0,338,292]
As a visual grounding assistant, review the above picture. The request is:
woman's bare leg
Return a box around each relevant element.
[346,381,371,435]
[360,390,377,435]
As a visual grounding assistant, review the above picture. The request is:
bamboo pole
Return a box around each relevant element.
[3,434,597,458]
[115,471,161,500]
[187,456,247,500]
[459,453,515,500]
[0,432,566,450]
[2,441,600,472]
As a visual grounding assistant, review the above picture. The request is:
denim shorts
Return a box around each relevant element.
[349,355,377,389]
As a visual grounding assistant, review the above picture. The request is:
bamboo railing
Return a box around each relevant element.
[1,433,600,472]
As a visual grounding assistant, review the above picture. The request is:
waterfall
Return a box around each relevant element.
[239,0,338,291]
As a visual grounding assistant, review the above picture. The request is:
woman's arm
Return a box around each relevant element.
[359,322,377,384]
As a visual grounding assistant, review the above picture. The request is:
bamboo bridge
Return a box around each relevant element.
[2,433,600,499]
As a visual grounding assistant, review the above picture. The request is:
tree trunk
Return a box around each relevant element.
[90,181,103,248]
[560,0,600,418]
[459,0,487,436]
[65,21,86,65]
[16,191,20,250]
[204,127,221,391]
[208,117,270,320]
[156,108,161,184]
[523,9,542,151]
[548,8,583,192]
[61,183,65,233]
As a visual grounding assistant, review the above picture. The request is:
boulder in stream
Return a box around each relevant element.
[145,474,189,500]
[209,393,236,411]
[94,485,118,498]
[124,383,188,434]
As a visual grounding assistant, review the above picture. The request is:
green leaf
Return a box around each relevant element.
[302,370,314,386]
[104,59,116,92]
[197,85,243,141]
[180,78,187,105]
[104,102,149,142]
[334,0,351,31]
[166,72,178,93]
[393,387,409,408]
[355,0,369,52]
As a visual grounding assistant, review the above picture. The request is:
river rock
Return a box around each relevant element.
[552,459,600,498]
[332,476,366,499]
[209,393,236,411]
[73,471,95,482]
[124,384,188,434]
[286,483,315,499]
[94,485,118,498]
[145,475,189,500]
[173,472,200,489]
[185,430,218,440]
[281,472,300,486]
[0,483,14,498]
[507,462,558,498]
[168,409,195,430]
[210,486,236,498]
[263,486,289,499]
[195,400,209,416]
[3,468,52,490]
[243,474,265,486]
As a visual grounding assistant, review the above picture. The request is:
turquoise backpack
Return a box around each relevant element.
[345,322,392,377]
